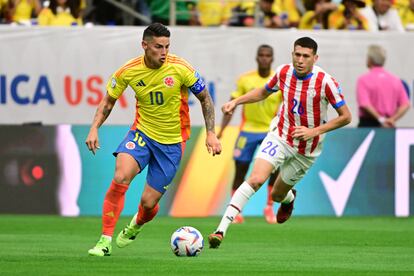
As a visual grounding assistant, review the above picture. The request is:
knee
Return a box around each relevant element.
[140,195,158,210]
[247,174,267,191]
[113,172,132,185]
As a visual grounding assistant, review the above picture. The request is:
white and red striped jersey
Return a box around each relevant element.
[265,64,345,157]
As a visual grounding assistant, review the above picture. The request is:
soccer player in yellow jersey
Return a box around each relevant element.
[86,23,222,257]
[217,45,282,224]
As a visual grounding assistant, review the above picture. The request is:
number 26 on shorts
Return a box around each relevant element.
[261,141,278,157]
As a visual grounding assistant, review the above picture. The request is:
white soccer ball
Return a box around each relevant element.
[170,226,204,257]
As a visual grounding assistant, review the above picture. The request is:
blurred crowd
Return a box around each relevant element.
[0,0,413,31]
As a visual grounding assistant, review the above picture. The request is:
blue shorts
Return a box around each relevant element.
[113,129,183,194]
[233,131,267,163]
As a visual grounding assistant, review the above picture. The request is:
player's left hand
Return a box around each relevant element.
[292,126,318,141]
[206,131,222,156]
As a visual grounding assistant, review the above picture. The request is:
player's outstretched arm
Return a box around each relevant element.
[85,93,117,155]
[217,97,235,139]
[195,89,222,156]
[222,87,269,115]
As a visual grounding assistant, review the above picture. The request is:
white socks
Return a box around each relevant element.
[281,189,295,204]
[216,182,255,236]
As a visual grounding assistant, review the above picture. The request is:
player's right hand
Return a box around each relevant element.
[85,128,100,155]
[221,101,237,115]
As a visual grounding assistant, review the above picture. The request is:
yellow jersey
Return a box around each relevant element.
[328,5,369,30]
[107,54,203,144]
[37,8,82,26]
[231,70,282,133]
[197,0,236,26]
[399,4,414,27]
[12,0,35,22]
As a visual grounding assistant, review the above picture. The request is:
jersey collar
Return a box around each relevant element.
[293,69,313,81]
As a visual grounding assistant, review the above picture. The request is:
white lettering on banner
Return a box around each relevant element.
[320,131,375,216]
[395,129,414,217]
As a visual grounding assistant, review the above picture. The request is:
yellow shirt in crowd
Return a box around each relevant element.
[37,7,82,26]
[197,0,237,26]
[12,0,37,22]
[328,4,369,30]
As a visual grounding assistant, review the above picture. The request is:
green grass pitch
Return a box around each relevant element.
[1,215,414,275]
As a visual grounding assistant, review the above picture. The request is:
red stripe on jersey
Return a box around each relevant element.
[277,65,290,137]
[286,75,297,146]
[267,73,278,90]
[180,86,190,141]
[298,79,310,155]
[325,80,338,107]
[277,104,285,137]
[331,77,344,102]
[310,72,324,153]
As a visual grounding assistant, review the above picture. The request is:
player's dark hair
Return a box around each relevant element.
[257,44,273,55]
[294,37,318,54]
[143,23,171,40]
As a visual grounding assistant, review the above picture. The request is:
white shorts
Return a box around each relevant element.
[255,132,316,186]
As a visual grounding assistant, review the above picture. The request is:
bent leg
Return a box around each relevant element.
[271,174,294,203]
[135,184,162,225]
[231,161,250,223]
[233,161,250,191]
[102,153,140,236]
[217,158,274,233]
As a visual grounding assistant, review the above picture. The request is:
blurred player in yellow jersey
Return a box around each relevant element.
[217,45,282,224]
[86,23,222,257]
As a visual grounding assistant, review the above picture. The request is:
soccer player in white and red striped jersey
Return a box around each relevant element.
[209,37,352,249]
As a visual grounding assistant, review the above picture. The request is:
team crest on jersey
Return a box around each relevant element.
[308,89,316,97]
[125,141,135,150]
[111,77,117,88]
[164,76,174,87]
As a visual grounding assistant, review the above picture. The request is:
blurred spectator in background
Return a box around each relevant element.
[360,0,404,31]
[228,0,255,26]
[5,0,41,24]
[146,0,198,25]
[257,0,289,28]
[0,0,8,22]
[77,0,86,19]
[37,0,82,26]
[398,0,414,30]
[356,45,410,127]
[217,45,282,224]
[197,0,236,26]
[273,0,302,27]
[229,0,291,28]
[299,0,338,29]
[88,0,123,25]
[328,0,369,29]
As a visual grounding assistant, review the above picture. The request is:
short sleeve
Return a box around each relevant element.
[106,72,128,99]
[325,77,345,109]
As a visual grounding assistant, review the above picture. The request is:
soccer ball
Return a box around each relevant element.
[170,226,204,257]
